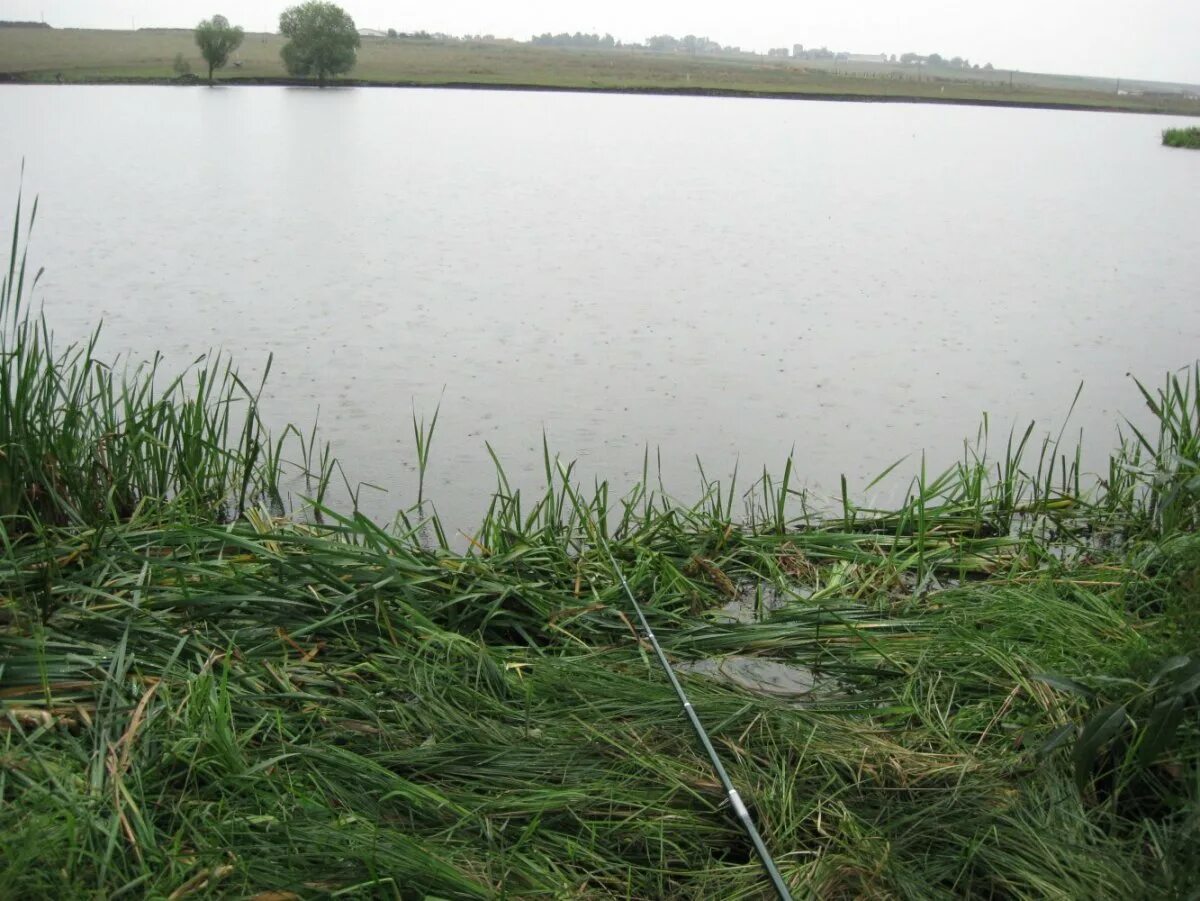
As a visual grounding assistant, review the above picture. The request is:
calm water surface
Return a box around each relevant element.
[2,85,1198,530]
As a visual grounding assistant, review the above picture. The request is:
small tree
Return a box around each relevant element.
[279,2,360,85]
[194,15,244,85]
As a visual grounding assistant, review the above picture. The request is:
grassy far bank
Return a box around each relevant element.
[1,194,1199,899]
[2,26,1200,117]
[1163,126,1200,148]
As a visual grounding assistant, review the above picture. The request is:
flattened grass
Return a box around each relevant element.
[3,483,1198,897]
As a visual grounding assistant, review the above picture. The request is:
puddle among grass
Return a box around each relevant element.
[688,582,841,700]
[711,582,802,623]
[676,655,822,699]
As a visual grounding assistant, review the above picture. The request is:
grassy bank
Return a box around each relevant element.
[1,198,1199,899]
[1163,126,1200,148]
[2,27,1200,117]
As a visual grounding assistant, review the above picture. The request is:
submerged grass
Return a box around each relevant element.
[1,196,1199,898]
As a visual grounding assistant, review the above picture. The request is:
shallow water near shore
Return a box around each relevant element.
[2,84,1198,530]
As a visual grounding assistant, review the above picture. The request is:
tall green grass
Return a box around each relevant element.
[0,188,327,533]
[1162,126,1200,149]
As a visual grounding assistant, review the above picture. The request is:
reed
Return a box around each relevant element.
[1162,127,1200,149]
[0,187,328,533]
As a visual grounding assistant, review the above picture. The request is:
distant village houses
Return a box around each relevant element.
[507,30,1009,73]
[792,45,839,61]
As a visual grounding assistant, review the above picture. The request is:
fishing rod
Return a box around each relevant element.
[595,537,793,901]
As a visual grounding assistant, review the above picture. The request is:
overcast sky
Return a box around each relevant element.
[4,0,1198,84]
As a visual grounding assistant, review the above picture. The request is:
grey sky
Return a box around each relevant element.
[4,0,1198,84]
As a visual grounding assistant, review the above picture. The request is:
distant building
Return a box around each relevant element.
[358,28,388,38]
[767,47,790,58]
[845,53,888,63]
[793,46,837,61]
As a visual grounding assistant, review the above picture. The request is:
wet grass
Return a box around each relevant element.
[1163,127,1200,148]
[1,198,1199,898]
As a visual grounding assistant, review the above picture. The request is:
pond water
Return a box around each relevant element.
[2,85,1198,532]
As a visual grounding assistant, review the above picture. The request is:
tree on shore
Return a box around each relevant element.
[279,2,360,85]
[194,14,244,85]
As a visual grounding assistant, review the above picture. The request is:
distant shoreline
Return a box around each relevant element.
[2,73,1198,117]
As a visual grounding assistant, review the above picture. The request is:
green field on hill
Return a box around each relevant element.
[3,26,1199,116]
